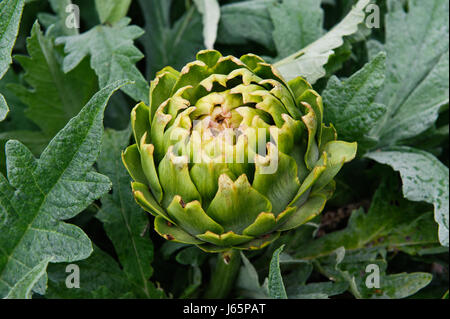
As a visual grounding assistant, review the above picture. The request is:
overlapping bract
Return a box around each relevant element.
[122,50,356,252]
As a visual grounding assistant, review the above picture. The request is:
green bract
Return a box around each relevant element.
[122,50,357,253]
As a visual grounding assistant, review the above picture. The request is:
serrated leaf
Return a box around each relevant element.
[9,22,97,137]
[217,0,277,50]
[4,257,51,299]
[56,18,148,103]
[371,0,449,144]
[380,51,449,144]
[38,0,79,37]
[268,245,287,299]
[236,252,268,298]
[194,0,220,50]
[318,248,432,299]
[270,0,323,59]
[138,0,203,79]
[322,52,387,148]
[95,0,131,25]
[0,0,25,123]
[278,253,348,299]
[293,174,440,259]
[0,81,126,298]
[0,0,25,79]
[96,128,161,299]
[365,147,449,247]
[0,130,48,176]
[274,0,370,83]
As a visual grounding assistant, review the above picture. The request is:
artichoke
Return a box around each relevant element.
[122,50,356,253]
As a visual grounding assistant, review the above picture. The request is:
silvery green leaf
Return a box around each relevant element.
[270,0,323,58]
[56,18,148,103]
[236,252,268,298]
[274,0,370,83]
[0,130,48,178]
[293,175,440,259]
[379,51,449,144]
[38,0,79,37]
[318,248,432,299]
[322,52,387,149]
[371,0,449,144]
[4,257,51,299]
[0,0,26,122]
[268,245,287,299]
[365,147,449,247]
[0,95,7,122]
[288,281,348,299]
[194,0,220,50]
[0,81,127,298]
[0,0,25,79]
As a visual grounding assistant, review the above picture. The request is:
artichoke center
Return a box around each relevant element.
[211,108,232,129]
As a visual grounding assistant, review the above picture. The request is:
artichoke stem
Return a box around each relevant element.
[203,249,241,299]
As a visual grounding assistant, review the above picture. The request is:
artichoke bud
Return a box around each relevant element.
[122,50,357,252]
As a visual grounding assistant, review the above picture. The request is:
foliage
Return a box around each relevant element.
[0,0,25,121]
[0,0,448,299]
